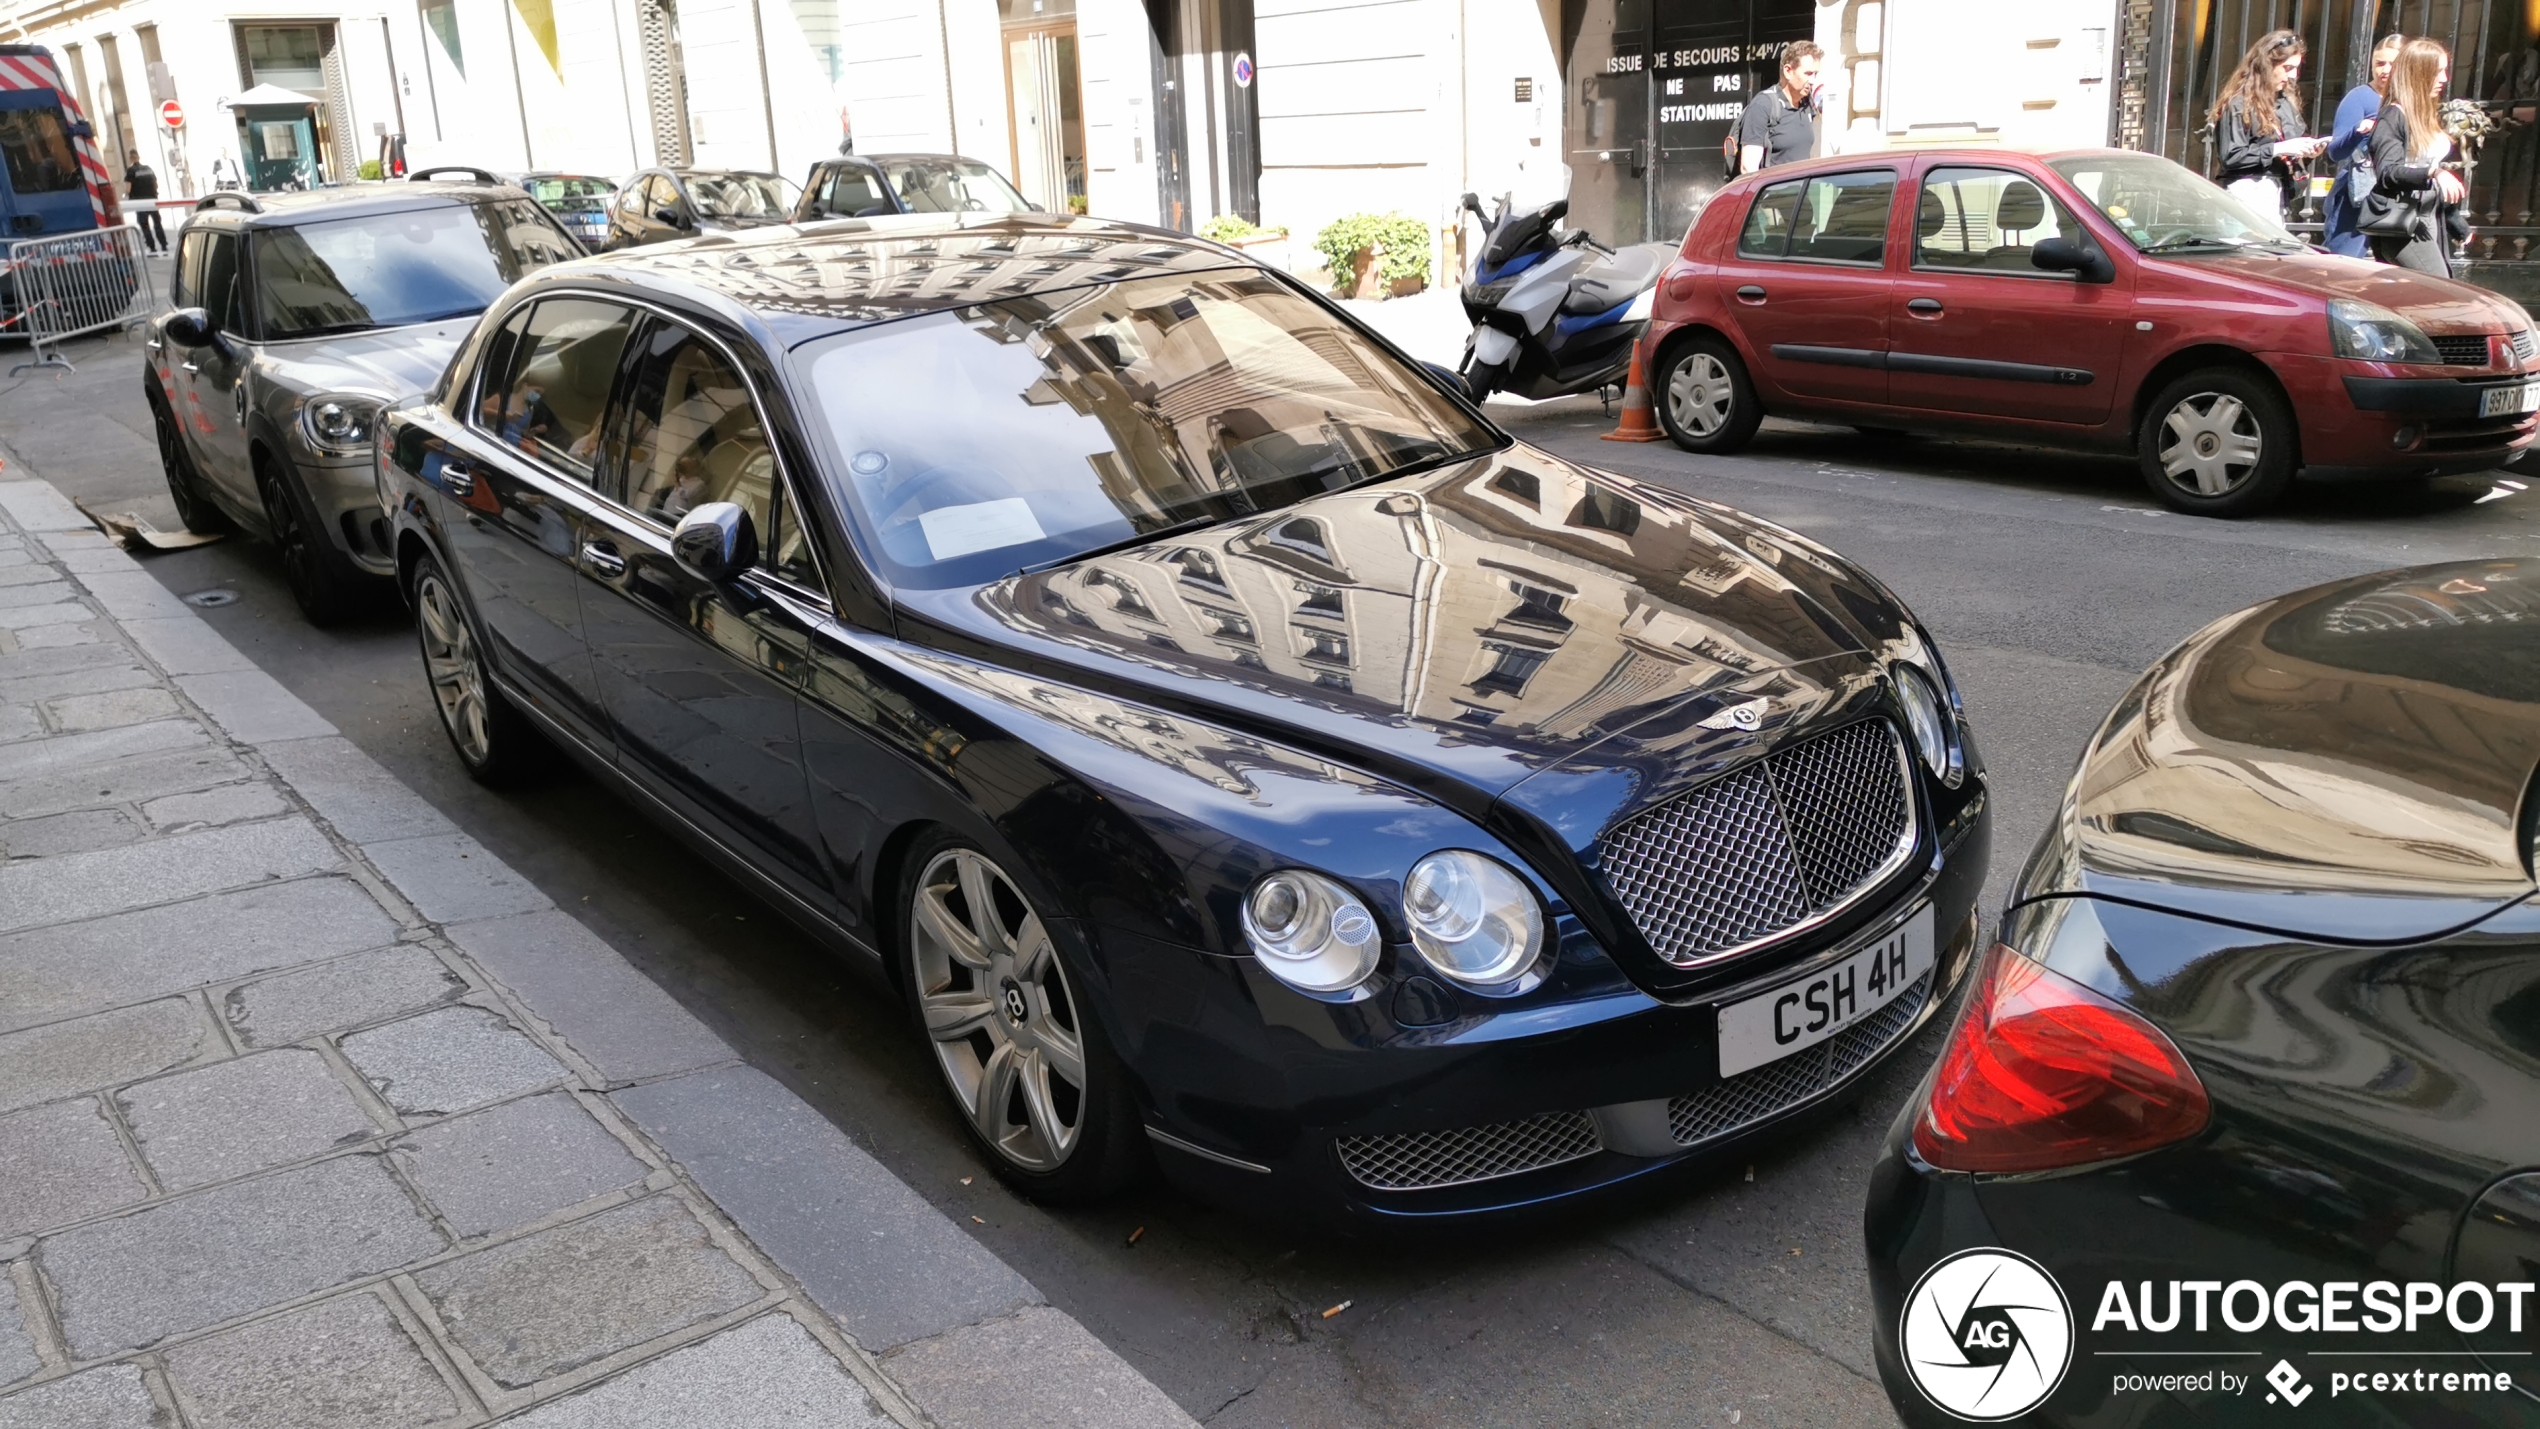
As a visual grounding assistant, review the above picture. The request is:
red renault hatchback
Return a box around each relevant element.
[1644,148,2540,516]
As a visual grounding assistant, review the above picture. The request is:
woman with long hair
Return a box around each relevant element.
[2213,29,2329,219]
[2369,38,2469,275]
[2324,33,2407,255]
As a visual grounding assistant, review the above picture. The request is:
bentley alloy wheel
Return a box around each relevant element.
[909,847,1087,1172]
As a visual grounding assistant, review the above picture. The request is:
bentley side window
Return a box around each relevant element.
[613,320,819,587]
[473,299,635,483]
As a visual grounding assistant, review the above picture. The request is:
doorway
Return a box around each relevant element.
[1003,0,1086,213]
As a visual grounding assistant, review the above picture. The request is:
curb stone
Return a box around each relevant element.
[0,472,1199,1428]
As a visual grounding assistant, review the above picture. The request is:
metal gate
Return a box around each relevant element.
[2116,0,2540,302]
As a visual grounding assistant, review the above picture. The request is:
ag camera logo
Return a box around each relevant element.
[1902,1248,2075,1421]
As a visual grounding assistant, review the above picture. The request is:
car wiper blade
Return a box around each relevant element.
[1335,442,1501,492]
[1015,515,1220,576]
[276,320,379,338]
[2140,236,2254,254]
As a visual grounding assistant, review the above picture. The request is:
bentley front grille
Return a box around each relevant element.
[1334,1110,1602,1191]
[1666,970,1933,1146]
[1596,719,1917,966]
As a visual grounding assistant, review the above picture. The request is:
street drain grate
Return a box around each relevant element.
[182,589,239,608]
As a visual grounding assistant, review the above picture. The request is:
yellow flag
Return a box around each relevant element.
[513,0,561,77]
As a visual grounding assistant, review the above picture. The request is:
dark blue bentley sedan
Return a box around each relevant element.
[376,213,1991,1219]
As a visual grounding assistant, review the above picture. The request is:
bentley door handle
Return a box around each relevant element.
[1734,285,1767,303]
[1906,297,1944,315]
[441,464,474,499]
[179,360,200,372]
[580,543,627,577]
[144,337,163,351]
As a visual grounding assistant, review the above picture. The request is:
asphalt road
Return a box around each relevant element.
[15,310,2538,1428]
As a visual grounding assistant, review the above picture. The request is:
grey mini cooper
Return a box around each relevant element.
[146,174,580,623]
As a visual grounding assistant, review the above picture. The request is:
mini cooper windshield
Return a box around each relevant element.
[2048,152,2303,254]
[254,201,580,338]
[801,270,1501,587]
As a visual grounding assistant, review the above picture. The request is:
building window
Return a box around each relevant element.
[1505,583,1572,630]
[1268,517,1331,563]
[1171,547,1228,593]
[1567,485,1642,537]
[1295,581,1343,618]
[1297,627,1351,667]
[418,1,465,76]
[1470,643,1548,696]
[239,25,327,92]
[1491,469,1540,507]
[1202,608,1254,643]
[1312,671,1353,693]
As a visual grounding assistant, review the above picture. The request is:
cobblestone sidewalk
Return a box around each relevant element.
[0,474,1194,1428]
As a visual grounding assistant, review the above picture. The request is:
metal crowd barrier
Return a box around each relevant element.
[3,222,147,375]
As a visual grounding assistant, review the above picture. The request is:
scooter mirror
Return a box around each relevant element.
[1460,192,1484,216]
[1543,198,1569,222]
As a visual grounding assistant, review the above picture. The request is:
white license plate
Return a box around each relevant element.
[1716,905,1935,1078]
[2478,380,2540,417]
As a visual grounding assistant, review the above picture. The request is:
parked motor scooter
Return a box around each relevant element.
[1455,189,1667,403]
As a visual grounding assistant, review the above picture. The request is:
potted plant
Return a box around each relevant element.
[1311,213,1432,299]
[1201,214,1290,270]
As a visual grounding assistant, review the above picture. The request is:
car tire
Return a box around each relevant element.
[150,390,230,536]
[1656,335,1763,454]
[256,457,364,626]
[408,549,537,787]
[2137,368,2296,517]
[899,832,1145,1204]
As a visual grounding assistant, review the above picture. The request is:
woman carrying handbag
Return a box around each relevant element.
[2365,39,2469,276]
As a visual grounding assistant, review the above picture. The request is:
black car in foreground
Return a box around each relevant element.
[1868,560,2540,1426]
[379,213,1989,1219]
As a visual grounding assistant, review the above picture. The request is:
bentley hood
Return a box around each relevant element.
[914,445,1917,812]
[2048,559,2540,943]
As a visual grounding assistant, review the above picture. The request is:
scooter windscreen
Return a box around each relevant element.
[1476,162,1574,270]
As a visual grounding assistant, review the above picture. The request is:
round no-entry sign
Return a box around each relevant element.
[158,99,184,129]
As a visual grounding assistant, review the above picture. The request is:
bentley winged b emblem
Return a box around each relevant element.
[1699,697,1770,733]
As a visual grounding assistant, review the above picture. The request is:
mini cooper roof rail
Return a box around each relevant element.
[193,191,261,214]
[409,166,503,185]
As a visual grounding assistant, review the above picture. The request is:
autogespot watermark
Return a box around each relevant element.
[1905,1258,2532,1419]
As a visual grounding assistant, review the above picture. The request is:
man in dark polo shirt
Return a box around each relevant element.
[1737,40,1824,174]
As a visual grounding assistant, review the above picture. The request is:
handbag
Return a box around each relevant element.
[2357,188,2420,240]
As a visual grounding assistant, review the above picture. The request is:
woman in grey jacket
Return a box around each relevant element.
[2213,30,2328,219]
[2369,39,2468,276]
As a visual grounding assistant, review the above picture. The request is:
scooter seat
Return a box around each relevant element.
[1560,243,1666,315]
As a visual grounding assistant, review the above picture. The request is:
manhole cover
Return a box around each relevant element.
[182,589,239,608]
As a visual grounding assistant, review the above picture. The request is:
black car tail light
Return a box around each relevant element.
[1913,943,2209,1174]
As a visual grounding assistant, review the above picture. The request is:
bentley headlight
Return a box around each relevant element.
[1894,662,1963,787]
[303,394,385,456]
[2327,299,2441,365]
[1241,870,1380,993]
[1402,851,1543,988]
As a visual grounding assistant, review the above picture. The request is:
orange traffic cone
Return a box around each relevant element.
[1601,337,1666,442]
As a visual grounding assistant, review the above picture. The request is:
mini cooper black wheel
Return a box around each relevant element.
[410,551,534,786]
[1656,335,1762,454]
[2137,367,2296,518]
[151,391,229,536]
[900,833,1142,1202]
[257,458,363,625]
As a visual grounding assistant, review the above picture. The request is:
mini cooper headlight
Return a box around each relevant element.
[1402,850,1543,988]
[1893,662,1963,787]
[1241,870,1381,993]
[302,395,385,456]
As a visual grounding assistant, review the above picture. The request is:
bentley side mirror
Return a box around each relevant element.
[164,307,215,349]
[2033,236,2115,284]
[671,502,758,584]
